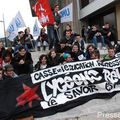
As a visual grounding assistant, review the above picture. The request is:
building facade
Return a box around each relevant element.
[61,0,120,40]
[60,0,81,34]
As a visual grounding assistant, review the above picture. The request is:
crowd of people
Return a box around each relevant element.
[0,22,119,81]
[0,3,119,120]
[0,3,119,80]
[82,23,117,48]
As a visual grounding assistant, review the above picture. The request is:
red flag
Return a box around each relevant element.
[33,1,41,17]
[33,0,55,27]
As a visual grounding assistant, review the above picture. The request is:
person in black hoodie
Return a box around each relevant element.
[55,39,67,54]
[13,46,33,75]
[88,25,105,48]
[101,23,117,47]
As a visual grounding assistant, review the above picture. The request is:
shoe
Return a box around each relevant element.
[102,47,106,50]
[30,49,35,52]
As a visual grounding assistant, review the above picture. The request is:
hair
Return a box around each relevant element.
[4,64,14,72]
[39,54,47,64]
[108,46,115,50]
[3,50,12,60]
[54,4,59,8]
[86,44,97,51]
[49,48,56,54]
[24,27,30,36]
[66,24,71,29]
[65,30,72,33]
[48,48,57,58]
[91,50,100,59]
[75,34,81,37]
[59,38,66,44]
[105,22,109,25]
[24,28,28,35]
[72,43,80,51]
[18,46,26,51]
[18,31,24,34]
[40,27,46,35]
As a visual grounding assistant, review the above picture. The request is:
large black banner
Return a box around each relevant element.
[0,58,120,119]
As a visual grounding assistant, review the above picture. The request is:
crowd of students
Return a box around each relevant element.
[0,22,119,82]
[82,23,117,48]
[0,2,119,119]
[0,10,119,119]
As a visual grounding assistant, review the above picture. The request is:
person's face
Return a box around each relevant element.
[91,53,99,59]
[41,56,47,65]
[6,69,14,77]
[88,46,94,53]
[92,26,97,31]
[72,45,79,52]
[76,36,81,42]
[4,56,11,62]
[51,51,56,58]
[66,31,71,38]
[60,43,65,48]
[19,49,26,56]
[108,49,115,58]
[91,53,96,59]
[19,32,24,38]
[66,25,71,30]
[66,55,72,62]
[105,24,110,29]
[54,5,59,12]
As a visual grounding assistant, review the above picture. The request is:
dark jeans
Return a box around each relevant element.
[47,26,60,50]
[92,36,105,47]
[104,36,112,47]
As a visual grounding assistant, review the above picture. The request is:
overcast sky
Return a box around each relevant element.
[0,0,40,38]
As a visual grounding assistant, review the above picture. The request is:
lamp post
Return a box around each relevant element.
[0,14,7,47]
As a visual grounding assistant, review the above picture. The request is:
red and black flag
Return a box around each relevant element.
[33,0,55,27]
[0,75,43,119]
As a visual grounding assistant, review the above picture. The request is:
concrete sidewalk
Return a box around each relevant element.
[35,93,120,120]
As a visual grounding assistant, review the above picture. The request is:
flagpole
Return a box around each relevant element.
[0,14,7,47]
[3,14,7,47]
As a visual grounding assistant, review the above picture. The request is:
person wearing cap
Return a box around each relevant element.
[63,53,73,64]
